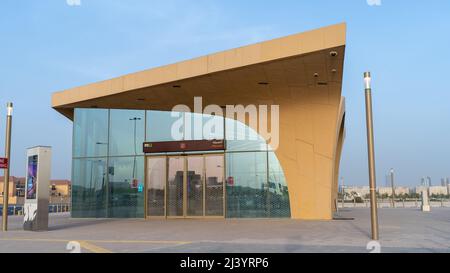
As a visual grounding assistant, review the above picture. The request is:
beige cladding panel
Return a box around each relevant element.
[272,95,343,220]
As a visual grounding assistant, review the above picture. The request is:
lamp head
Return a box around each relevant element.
[364,72,372,90]
[7,102,13,116]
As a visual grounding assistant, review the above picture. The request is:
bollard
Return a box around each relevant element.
[421,190,431,212]
[13,206,16,215]
[403,199,405,208]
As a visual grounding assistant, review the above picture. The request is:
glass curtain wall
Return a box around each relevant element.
[108,110,145,218]
[73,108,290,218]
[72,108,145,218]
[225,118,291,218]
[72,109,109,217]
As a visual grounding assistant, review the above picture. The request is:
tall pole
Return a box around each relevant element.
[390,168,395,208]
[364,72,379,240]
[129,117,141,180]
[2,102,13,232]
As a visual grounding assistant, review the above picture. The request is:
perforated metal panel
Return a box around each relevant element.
[205,155,224,216]
[146,157,166,217]
[167,157,184,216]
[226,152,291,218]
[187,156,204,216]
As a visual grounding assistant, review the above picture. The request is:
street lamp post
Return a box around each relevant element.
[129,117,141,182]
[2,102,13,232]
[341,177,345,208]
[364,72,379,240]
[390,168,395,208]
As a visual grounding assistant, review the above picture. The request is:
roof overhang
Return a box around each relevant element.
[52,23,346,120]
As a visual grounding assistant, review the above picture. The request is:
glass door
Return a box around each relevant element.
[205,155,225,216]
[167,156,184,217]
[146,157,166,217]
[146,154,225,218]
[187,156,204,217]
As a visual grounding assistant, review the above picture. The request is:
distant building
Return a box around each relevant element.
[414,186,449,196]
[342,186,370,198]
[0,176,25,205]
[0,176,71,205]
[50,179,71,197]
[428,186,449,196]
[342,186,411,199]
[377,187,410,197]
[414,186,428,195]
[421,177,432,187]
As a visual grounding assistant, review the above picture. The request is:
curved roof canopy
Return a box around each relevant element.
[52,23,346,119]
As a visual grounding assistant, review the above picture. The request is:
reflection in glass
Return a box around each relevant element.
[184,113,224,140]
[146,110,184,142]
[167,157,184,216]
[205,155,224,216]
[226,152,268,218]
[73,109,109,157]
[187,156,204,216]
[108,156,144,218]
[203,113,224,140]
[72,158,107,217]
[226,151,290,218]
[109,109,145,156]
[225,118,268,151]
[147,157,166,217]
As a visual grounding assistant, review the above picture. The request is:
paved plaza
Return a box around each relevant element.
[0,208,449,253]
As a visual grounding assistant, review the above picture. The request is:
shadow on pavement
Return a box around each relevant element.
[48,219,114,231]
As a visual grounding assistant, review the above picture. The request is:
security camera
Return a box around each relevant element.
[330,51,338,57]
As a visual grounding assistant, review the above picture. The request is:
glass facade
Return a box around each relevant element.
[72,108,145,218]
[73,109,109,157]
[71,158,107,217]
[225,151,290,218]
[108,156,144,218]
[109,109,145,157]
[72,108,291,219]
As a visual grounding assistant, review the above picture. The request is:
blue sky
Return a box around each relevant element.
[0,0,449,186]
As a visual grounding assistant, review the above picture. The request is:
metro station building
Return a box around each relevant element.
[52,23,346,220]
